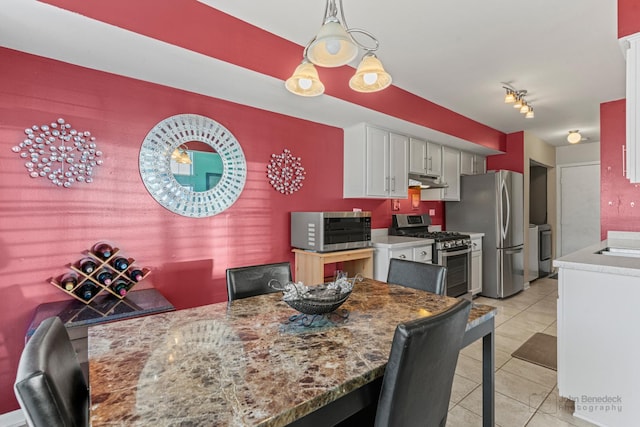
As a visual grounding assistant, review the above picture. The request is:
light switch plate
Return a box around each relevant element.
[429,209,436,216]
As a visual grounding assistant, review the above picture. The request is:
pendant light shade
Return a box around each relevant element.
[307,19,358,68]
[285,61,325,97]
[525,108,534,119]
[349,53,392,92]
[504,90,516,103]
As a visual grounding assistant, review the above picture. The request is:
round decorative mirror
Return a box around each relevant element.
[139,114,247,217]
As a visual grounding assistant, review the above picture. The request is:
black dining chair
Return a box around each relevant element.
[226,261,293,301]
[374,298,472,427]
[386,258,447,295]
[14,316,89,427]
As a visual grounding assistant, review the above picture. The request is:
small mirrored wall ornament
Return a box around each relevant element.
[267,148,305,194]
[11,118,103,188]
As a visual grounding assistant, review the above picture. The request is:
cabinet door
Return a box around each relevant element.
[409,138,427,174]
[475,155,486,174]
[460,151,474,175]
[471,251,482,294]
[626,35,640,183]
[389,132,409,198]
[365,126,390,197]
[442,146,460,201]
[427,142,442,177]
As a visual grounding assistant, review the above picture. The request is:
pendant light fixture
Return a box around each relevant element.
[502,86,534,119]
[285,0,391,96]
[567,130,582,144]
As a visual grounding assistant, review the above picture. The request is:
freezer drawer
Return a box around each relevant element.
[498,245,525,298]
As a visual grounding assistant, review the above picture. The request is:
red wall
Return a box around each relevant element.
[41,0,506,152]
[618,0,640,38]
[0,48,451,412]
[486,132,525,174]
[600,100,640,237]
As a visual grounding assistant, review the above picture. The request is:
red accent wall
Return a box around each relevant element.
[0,48,450,412]
[486,132,525,174]
[600,99,640,237]
[40,0,506,152]
[618,0,640,38]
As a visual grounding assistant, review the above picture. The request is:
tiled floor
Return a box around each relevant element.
[447,277,597,427]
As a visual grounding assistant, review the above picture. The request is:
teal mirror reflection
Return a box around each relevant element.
[170,142,223,191]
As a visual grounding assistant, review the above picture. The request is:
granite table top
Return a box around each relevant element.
[88,278,495,426]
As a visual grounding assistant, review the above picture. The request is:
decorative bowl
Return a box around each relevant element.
[268,274,361,315]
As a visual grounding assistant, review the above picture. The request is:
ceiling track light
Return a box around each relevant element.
[285,0,391,97]
[567,130,582,144]
[502,86,533,119]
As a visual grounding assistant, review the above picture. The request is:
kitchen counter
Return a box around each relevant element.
[454,231,485,239]
[553,231,640,277]
[88,278,497,426]
[371,235,434,248]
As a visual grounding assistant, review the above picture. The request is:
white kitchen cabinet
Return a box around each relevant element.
[420,146,460,201]
[470,236,483,295]
[371,236,433,281]
[409,138,442,177]
[460,151,486,175]
[623,33,640,183]
[344,124,408,198]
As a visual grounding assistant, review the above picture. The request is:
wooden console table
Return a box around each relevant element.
[292,247,374,284]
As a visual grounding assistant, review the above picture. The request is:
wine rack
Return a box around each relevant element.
[49,243,151,304]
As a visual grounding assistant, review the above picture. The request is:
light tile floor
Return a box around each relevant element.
[447,277,597,427]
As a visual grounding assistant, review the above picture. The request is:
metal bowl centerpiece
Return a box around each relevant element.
[269,273,362,315]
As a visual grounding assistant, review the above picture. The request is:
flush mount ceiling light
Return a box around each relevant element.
[285,0,391,96]
[503,86,534,119]
[567,130,582,144]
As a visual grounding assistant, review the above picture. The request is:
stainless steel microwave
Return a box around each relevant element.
[291,211,372,252]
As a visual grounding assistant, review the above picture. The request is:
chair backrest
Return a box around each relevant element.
[14,316,88,427]
[386,258,447,295]
[226,261,293,301]
[375,298,472,427]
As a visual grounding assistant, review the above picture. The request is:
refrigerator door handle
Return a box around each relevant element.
[504,246,524,255]
[499,176,507,241]
[504,177,511,238]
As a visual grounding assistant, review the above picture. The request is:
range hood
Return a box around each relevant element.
[408,173,448,189]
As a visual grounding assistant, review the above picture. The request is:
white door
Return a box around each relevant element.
[559,163,600,256]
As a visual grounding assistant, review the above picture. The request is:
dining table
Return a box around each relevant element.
[88,278,496,426]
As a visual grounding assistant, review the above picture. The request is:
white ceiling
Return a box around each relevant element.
[0,0,627,149]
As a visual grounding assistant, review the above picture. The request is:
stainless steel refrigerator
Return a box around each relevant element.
[446,170,525,298]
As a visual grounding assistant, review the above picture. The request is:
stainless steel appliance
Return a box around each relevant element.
[538,224,552,277]
[291,211,371,252]
[446,170,525,298]
[389,213,471,297]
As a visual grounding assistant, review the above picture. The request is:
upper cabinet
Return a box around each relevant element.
[623,33,640,183]
[460,151,486,175]
[421,146,461,201]
[409,138,442,177]
[344,124,408,199]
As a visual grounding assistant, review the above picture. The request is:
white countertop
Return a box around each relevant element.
[371,235,434,248]
[554,232,640,277]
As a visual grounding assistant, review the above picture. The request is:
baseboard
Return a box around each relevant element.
[0,409,26,427]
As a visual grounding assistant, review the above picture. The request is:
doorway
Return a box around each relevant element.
[558,162,600,256]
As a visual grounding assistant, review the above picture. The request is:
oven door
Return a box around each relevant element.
[438,247,472,297]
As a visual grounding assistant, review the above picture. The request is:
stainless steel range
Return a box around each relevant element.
[389,214,471,297]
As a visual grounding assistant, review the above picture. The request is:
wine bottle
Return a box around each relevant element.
[110,280,129,297]
[60,272,78,291]
[77,282,99,301]
[96,269,113,286]
[127,267,144,282]
[111,256,129,271]
[79,258,97,275]
[92,242,113,260]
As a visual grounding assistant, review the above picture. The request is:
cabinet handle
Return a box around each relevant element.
[385,176,390,192]
[420,251,428,256]
[398,254,407,259]
[391,177,396,191]
[623,145,627,177]
[428,156,433,171]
